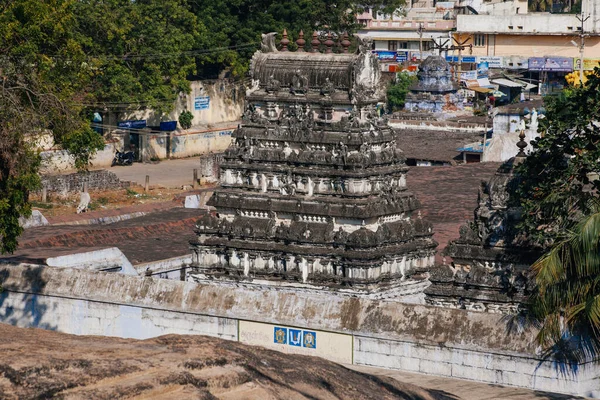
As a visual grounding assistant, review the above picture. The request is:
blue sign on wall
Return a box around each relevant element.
[446,56,477,63]
[288,329,303,347]
[274,327,287,344]
[303,330,317,348]
[194,96,210,110]
[274,326,317,349]
[396,51,408,62]
[117,120,146,129]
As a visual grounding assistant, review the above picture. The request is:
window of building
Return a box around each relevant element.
[474,34,486,47]
[388,40,398,51]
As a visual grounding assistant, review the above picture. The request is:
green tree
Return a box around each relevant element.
[190,0,404,77]
[72,0,201,112]
[179,110,193,129]
[527,200,600,366]
[515,69,600,246]
[0,0,199,253]
[386,72,416,111]
[528,0,553,12]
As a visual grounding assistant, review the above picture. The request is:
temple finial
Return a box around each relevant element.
[296,30,306,52]
[280,29,290,52]
[311,31,320,53]
[516,130,527,158]
[341,32,351,53]
[324,32,334,54]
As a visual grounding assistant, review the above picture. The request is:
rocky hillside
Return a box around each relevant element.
[0,324,451,399]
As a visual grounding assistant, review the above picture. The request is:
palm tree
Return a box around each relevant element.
[527,200,600,367]
[528,0,553,12]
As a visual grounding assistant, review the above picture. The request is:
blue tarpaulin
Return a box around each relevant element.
[160,121,177,131]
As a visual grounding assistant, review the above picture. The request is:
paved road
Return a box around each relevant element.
[108,157,202,188]
[348,365,583,400]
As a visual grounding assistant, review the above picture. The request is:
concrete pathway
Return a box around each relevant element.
[348,365,585,400]
[107,157,202,188]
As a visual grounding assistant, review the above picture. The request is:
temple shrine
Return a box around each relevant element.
[190,31,437,298]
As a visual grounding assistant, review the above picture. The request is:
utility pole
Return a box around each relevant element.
[417,23,424,62]
[452,37,471,82]
[431,38,450,56]
[576,13,590,85]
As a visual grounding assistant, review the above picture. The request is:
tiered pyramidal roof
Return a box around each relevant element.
[190,31,437,297]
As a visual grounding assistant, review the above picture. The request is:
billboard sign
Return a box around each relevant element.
[373,50,397,61]
[477,56,503,68]
[528,57,573,72]
[573,58,600,71]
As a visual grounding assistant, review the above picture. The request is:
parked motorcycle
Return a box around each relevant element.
[111,150,135,166]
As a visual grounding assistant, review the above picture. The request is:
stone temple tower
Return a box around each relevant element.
[189,31,436,298]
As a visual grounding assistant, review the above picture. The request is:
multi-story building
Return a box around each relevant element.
[455,0,600,92]
[357,1,463,71]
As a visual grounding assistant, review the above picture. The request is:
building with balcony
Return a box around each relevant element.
[357,2,466,68]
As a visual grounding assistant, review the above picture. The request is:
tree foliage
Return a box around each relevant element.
[386,72,416,111]
[190,0,404,77]
[515,69,600,246]
[178,110,193,130]
[527,200,600,366]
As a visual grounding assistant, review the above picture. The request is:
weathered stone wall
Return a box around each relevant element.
[40,170,129,195]
[40,138,122,173]
[0,264,597,397]
[125,80,244,128]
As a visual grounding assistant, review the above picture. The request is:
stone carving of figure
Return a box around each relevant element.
[321,78,334,97]
[266,75,281,94]
[291,69,309,94]
[338,141,348,165]
[333,227,349,245]
[261,32,278,53]
[307,177,315,196]
[357,36,373,54]
[282,142,293,158]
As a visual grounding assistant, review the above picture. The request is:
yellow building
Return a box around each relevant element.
[455,0,600,59]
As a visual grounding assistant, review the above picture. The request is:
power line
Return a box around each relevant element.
[0,42,260,62]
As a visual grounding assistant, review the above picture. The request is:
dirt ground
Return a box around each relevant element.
[29,186,186,218]
[0,324,450,400]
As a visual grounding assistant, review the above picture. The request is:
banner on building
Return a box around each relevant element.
[528,57,573,72]
[117,120,147,129]
[573,58,600,71]
[373,50,397,61]
[477,56,503,68]
[446,55,477,63]
[194,96,210,110]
